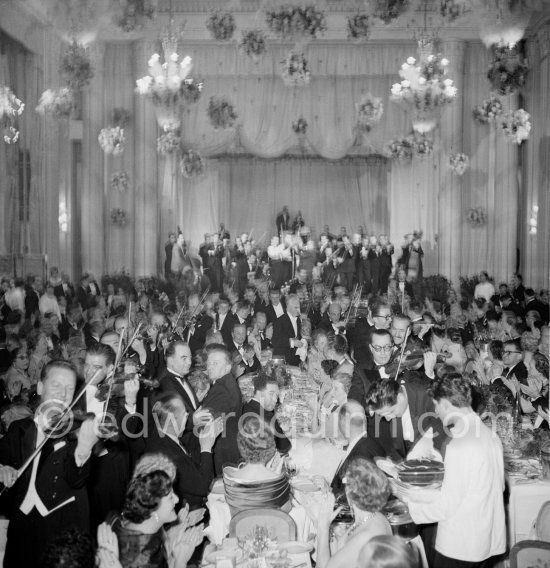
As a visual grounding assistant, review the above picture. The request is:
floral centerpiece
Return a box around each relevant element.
[487,45,528,96]
[347,13,371,41]
[374,0,409,24]
[448,152,469,175]
[281,51,310,87]
[292,117,308,135]
[110,208,128,227]
[239,30,268,61]
[98,126,125,155]
[386,135,415,161]
[115,0,156,32]
[356,93,384,132]
[61,41,94,91]
[500,108,531,144]
[391,53,457,132]
[157,126,181,155]
[206,11,236,41]
[36,87,74,118]
[473,95,504,123]
[265,5,327,40]
[1,85,25,144]
[207,97,238,130]
[466,207,487,227]
[111,170,130,192]
[180,149,205,179]
[440,0,467,22]
[136,52,203,129]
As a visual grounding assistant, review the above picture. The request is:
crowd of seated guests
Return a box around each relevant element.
[0,257,547,567]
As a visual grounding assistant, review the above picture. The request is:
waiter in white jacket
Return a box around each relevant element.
[395,373,506,568]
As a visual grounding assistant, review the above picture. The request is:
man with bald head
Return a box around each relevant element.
[330,400,386,503]
[272,295,303,366]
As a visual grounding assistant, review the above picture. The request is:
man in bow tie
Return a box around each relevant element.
[272,295,303,367]
[348,329,395,411]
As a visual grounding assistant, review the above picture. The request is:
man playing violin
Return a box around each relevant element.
[0,360,98,568]
[350,298,392,368]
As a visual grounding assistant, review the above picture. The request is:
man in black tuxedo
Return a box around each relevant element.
[366,377,447,461]
[496,339,530,414]
[276,205,290,236]
[348,328,396,410]
[330,400,387,503]
[80,343,140,528]
[316,301,347,337]
[158,341,203,458]
[349,298,392,367]
[164,232,176,279]
[215,297,235,349]
[242,374,291,456]
[230,323,261,375]
[76,275,90,310]
[0,360,98,568]
[187,293,214,353]
[272,295,303,367]
[525,288,549,322]
[146,392,222,510]
[59,303,84,343]
[24,275,41,319]
[253,311,272,350]
[202,345,242,474]
[265,288,286,325]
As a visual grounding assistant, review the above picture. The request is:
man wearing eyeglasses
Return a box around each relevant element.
[348,329,396,410]
[350,299,392,367]
[495,339,528,405]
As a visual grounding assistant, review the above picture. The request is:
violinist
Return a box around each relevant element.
[0,360,98,568]
[80,343,139,528]
[187,293,214,354]
[350,298,392,368]
[378,234,394,294]
[317,302,347,337]
[348,329,396,411]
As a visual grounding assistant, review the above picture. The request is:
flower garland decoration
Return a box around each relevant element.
[386,136,415,161]
[281,51,310,87]
[111,208,128,227]
[60,41,94,91]
[440,0,467,22]
[180,149,205,179]
[448,152,470,175]
[487,45,529,96]
[413,132,433,157]
[98,126,125,155]
[206,11,236,41]
[356,93,384,132]
[36,87,74,118]
[500,108,531,144]
[136,53,203,129]
[265,5,327,40]
[111,170,130,192]
[157,126,181,155]
[374,0,409,24]
[466,207,487,227]
[0,85,25,144]
[473,95,504,123]
[239,30,268,61]
[292,117,308,135]
[207,97,238,130]
[115,0,156,32]
[347,13,370,41]
[391,53,457,133]
[112,107,131,128]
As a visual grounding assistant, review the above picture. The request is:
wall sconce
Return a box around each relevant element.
[59,204,69,233]
[528,205,538,235]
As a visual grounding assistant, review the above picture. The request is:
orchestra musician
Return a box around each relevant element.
[276,206,291,236]
[336,234,357,292]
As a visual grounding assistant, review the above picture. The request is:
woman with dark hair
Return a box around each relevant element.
[315,458,392,568]
[358,535,419,568]
[107,454,205,568]
[223,415,291,515]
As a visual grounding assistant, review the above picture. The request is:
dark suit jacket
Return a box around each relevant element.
[272,313,301,366]
[201,373,242,474]
[242,399,291,455]
[330,434,387,501]
[265,301,286,325]
[276,212,290,235]
[368,379,447,461]
[217,312,236,350]
[348,366,381,409]
[144,433,215,509]
[24,286,40,318]
[526,299,549,321]
[0,418,91,567]
[158,370,200,457]
[188,314,214,353]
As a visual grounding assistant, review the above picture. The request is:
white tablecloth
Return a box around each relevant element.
[507,476,550,545]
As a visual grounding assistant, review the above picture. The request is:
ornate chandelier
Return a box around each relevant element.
[390,36,457,133]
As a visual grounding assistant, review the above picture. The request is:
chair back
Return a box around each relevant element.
[536,501,550,542]
[229,509,297,544]
[510,540,550,568]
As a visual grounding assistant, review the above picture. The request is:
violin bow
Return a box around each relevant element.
[393,327,411,381]
[353,285,363,319]
[0,368,104,495]
[343,284,359,327]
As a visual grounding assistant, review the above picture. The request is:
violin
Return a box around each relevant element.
[43,407,119,441]
[95,369,159,403]
[383,336,451,379]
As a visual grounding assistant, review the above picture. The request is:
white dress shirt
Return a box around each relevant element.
[407,411,506,562]
[273,303,285,318]
[400,405,415,443]
[166,368,197,410]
